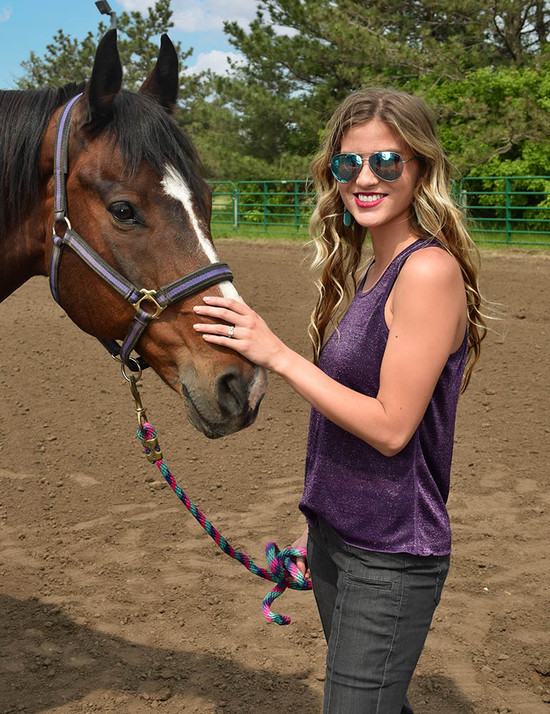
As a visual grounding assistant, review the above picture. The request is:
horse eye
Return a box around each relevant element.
[110,201,136,223]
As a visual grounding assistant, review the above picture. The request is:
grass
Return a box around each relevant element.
[212,223,550,249]
[471,230,550,249]
[211,222,310,242]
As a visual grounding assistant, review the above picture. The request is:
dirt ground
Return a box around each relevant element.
[0,240,548,714]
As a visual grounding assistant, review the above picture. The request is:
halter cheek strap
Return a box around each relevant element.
[50,93,233,370]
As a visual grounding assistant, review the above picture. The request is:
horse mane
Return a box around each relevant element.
[0,83,85,240]
[0,84,206,242]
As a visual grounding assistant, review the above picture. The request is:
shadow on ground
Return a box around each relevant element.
[0,595,320,713]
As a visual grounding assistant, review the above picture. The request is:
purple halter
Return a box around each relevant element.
[49,93,233,370]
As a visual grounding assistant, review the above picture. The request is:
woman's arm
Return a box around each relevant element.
[193,248,466,456]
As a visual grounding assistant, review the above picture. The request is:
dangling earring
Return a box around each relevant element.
[343,209,352,227]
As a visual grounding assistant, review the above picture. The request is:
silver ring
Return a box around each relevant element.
[121,358,143,383]
[227,325,235,339]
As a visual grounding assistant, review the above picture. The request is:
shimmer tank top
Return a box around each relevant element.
[299,239,468,556]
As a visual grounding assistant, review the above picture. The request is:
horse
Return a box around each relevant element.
[0,30,267,439]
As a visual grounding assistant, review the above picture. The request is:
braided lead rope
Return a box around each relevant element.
[136,421,312,625]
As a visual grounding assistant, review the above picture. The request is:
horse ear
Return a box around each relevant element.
[139,34,179,113]
[85,29,123,127]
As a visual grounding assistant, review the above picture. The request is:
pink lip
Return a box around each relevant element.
[354,194,387,208]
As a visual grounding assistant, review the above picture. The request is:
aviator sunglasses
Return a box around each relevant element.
[330,151,414,183]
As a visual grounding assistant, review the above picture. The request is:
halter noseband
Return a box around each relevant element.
[49,93,233,370]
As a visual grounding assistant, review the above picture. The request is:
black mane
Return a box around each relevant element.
[0,83,84,239]
[0,84,206,241]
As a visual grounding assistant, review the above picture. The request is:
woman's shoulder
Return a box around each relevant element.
[396,243,464,297]
[402,243,461,280]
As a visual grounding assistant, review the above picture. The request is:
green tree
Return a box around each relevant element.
[16,0,191,91]
[487,0,550,64]
[216,0,550,177]
[427,62,550,174]
[14,0,550,181]
[17,30,98,89]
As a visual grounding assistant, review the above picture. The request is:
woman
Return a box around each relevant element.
[193,88,485,713]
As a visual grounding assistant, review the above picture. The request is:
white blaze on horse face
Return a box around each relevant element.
[161,165,238,300]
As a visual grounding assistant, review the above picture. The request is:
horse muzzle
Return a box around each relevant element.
[180,364,268,439]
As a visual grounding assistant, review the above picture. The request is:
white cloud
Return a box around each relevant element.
[173,0,258,32]
[0,7,12,22]
[116,0,154,11]
[185,49,245,75]
[117,0,259,33]
[273,23,298,38]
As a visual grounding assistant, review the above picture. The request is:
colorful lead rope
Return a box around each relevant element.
[137,421,312,625]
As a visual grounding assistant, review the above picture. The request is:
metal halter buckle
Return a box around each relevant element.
[133,289,166,319]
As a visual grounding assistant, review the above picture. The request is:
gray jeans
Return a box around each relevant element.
[308,519,450,714]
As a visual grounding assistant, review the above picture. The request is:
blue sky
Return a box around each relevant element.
[0,0,260,89]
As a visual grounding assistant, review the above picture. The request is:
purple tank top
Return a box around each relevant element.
[299,239,467,556]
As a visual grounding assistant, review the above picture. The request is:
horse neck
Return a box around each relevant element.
[0,210,48,303]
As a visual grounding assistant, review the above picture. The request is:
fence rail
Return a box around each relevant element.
[211,180,311,232]
[210,177,550,245]
[457,176,550,245]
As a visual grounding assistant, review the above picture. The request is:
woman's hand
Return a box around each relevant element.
[193,296,291,373]
[291,526,310,581]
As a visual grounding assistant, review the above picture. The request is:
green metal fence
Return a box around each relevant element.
[211,177,550,245]
[211,180,312,232]
[457,176,550,245]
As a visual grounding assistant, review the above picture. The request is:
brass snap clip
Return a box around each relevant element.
[128,374,148,429]
[123,370,163,462]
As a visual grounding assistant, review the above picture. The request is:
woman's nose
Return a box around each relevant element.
[355,160,379,186]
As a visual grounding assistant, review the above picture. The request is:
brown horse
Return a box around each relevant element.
[0,30,266,438]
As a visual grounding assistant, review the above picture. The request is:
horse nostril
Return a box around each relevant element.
[216,368,248,417]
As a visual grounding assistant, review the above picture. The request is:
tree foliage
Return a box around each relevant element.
[14,0,550,181]
[16,0,191,91]
[216,0,550,178]
[428,63,550,175]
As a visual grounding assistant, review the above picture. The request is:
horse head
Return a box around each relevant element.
[35,30,267,438]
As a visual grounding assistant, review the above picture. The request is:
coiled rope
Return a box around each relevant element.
[137,421,311,625]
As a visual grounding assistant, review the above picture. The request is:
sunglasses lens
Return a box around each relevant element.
[331,152,406,182]
[331,153,363,183]
[369,152,404,181]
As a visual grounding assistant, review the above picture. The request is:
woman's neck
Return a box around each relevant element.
[368,231,419,281]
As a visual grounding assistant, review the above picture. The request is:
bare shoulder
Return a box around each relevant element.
[387,245,466,337]
[397,245,463,294]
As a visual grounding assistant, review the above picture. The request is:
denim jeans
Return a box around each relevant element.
[308,519,450,714]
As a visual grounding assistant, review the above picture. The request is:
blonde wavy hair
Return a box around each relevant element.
[308,87,486,391]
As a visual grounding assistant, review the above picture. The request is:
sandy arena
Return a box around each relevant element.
[0,240,548,713]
